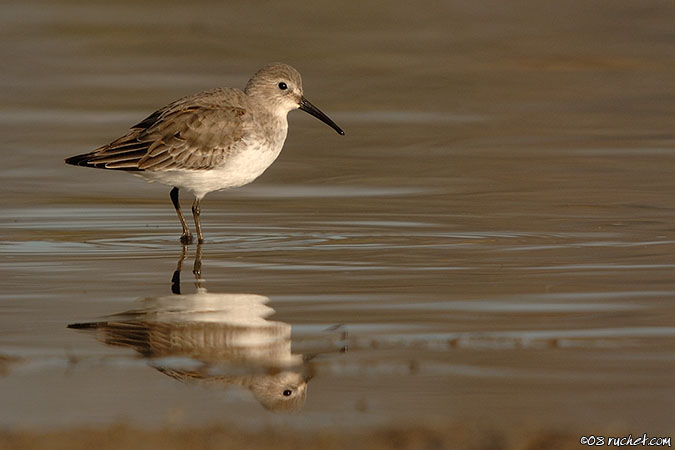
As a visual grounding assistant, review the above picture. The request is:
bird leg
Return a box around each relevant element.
[171,244,203,293]
[171,244,188,294]
[193,242,203,288]
[192,198,204,244]
[170,187,193,245]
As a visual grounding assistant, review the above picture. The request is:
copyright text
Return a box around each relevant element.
[580,434,671,447]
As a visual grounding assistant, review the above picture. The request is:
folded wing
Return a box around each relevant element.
[65,92,248,171]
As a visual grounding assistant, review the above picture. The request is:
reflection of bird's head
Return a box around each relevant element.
[248,370,309,412]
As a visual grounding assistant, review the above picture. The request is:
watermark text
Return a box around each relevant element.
[580,434,671,447]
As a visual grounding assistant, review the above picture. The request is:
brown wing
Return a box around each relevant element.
[65,90,248,171]
[69,319,256,359]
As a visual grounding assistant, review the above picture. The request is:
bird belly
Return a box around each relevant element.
[136,143,283,199]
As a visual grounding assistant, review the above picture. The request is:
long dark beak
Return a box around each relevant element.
[299,96,344,135]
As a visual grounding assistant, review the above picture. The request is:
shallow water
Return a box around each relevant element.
[1,0,674,436]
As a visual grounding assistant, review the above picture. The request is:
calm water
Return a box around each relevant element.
[1,0,674,435]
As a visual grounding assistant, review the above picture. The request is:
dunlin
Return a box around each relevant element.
[69,291,309,411]
[65,63,344,244]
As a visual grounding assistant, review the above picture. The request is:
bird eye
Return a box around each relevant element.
[278,82,288,90]
[282,389,292,397]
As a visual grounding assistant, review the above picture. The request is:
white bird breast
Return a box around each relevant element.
[137,141,285,199]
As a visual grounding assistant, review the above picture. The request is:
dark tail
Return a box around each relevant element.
[65,153,94,167]
[67,321,104,330]
[65,151,143,171]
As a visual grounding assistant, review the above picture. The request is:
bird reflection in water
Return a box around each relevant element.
[68,245,346,412]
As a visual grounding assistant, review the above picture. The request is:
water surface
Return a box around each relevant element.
[1,0,674,439]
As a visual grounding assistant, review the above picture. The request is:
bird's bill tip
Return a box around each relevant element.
[299,97,344,135]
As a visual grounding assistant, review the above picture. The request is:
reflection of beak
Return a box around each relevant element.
[299,96,345,135]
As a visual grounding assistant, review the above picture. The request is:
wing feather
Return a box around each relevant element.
[65,89,250,171]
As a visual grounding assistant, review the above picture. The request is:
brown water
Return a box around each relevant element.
[1,0,674,441]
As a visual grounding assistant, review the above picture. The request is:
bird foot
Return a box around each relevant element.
[179,234,194,245]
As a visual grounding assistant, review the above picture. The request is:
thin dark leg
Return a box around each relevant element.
[171,244,201,294]
[171,244,188,294]
[193,242,203,289]
[170,187,193,244]
[192,197,204,244]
